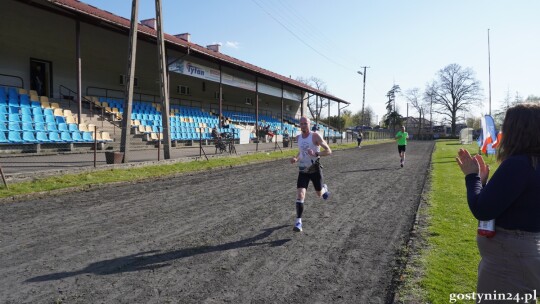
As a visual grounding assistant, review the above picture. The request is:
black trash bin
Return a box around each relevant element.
[105,151,124,164]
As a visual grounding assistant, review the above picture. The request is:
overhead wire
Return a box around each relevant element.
[251,0,358,73]
[273,0,360,67]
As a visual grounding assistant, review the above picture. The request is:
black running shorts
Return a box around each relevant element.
[398,145,407,153]
[297,170,324,191]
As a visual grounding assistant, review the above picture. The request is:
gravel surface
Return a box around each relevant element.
[0,141,434,304]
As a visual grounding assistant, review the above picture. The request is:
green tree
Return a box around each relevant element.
[384,85,401,132]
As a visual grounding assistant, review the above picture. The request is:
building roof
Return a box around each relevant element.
[46,0,349,104]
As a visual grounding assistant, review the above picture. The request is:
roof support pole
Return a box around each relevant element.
[280,83,284,136]
[219,65,223,127]
[338,102,342,144]
[327,98,331,143]
[255,76,259,152]
[75,20,82,126]
[155,0,171,159]
[120,0,139,162]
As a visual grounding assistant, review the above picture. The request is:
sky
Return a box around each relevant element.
[82,0,540,125]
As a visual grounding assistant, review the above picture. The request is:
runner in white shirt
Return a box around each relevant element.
[290,117,332,232]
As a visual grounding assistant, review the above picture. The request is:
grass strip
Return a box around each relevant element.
[397,139,499,303]
[0,139,391,200]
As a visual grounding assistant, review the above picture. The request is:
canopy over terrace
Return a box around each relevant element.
[43,0,350,106]
[26,0,350,159]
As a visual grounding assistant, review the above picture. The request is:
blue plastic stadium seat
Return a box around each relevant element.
[34,115,45,124]
[46,122,58,132]
[45,115,56,123]
[43,108,54,116]
[82,131,94,142]
[60,131,72,142]
[0,123,7,132]
[48,131,62,142]
[55,116,66,124]
[36,131,50,143]
[7,88,18,99]
[8,99,19,108]
[21,107,32,116]
[8,122,21,131]
[0,131,7,143]
[21,122,34,131]
[21,114,32,122]
[34,122,46,132]
[68,123,79,132]
[8,131,23,143]
[8,114,20,122]
[22,131,38,143]
[32,107,43,116]
[57,123,68,132]
[71,131,83,142]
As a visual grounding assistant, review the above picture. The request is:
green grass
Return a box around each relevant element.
[397,139,500,304]
[0,139,391,200]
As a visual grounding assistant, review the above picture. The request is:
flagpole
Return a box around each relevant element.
[487,29,492,116]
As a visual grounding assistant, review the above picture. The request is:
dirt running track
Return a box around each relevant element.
[0,141,434,304]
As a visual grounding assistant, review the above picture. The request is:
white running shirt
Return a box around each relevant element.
[297,132,320,172]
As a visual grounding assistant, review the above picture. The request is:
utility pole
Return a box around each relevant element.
[487,29,492,116]
[357,66,369,128]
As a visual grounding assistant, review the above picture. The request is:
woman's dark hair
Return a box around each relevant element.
[497,103,540,167]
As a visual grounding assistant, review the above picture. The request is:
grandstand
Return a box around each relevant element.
[0,0,349,157]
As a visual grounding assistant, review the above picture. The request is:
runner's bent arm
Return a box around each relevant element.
[312,133,332,157]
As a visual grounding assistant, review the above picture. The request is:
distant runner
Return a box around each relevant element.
[395,125,409,167]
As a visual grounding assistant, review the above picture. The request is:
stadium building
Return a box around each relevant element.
[0,0,349,155]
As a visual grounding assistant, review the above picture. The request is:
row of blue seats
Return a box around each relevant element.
[170,132,213,141]
[1,102,43,112]
[1,105,49,115]
[141,126,236,134]
[0,130,96,144]
[2,122,79,132]
[138,120,222,128]
[1,114,70,125]
[1,99,42,108]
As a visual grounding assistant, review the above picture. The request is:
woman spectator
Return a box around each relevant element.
[456,103,540,296]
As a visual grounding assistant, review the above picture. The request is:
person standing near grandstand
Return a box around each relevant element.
[395,125,409,167]
[456,103,540,296]
[290,116,332,232]
[356,131,363,148]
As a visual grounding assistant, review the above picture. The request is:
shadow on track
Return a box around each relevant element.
[340,167,396,173]
[26,225,290,282]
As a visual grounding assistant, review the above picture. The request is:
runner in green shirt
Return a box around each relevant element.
[395,126,409,167]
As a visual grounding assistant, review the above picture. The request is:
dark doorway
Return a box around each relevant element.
[30,58,52,97]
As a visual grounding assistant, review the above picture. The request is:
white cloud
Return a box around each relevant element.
[225,41,240,49]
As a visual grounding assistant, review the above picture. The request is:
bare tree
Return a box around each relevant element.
[296,76,328,122]
[423,81,437,134]
[405,87,430,137]
[429,64,483,136]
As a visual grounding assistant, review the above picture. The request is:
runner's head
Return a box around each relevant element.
[300,117,311,134]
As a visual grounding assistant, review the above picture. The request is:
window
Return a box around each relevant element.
[214,91,225,100]
[245,97,253,105]
[177,85,191,95]
[119,74,139,87]
[285,104,291,111]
